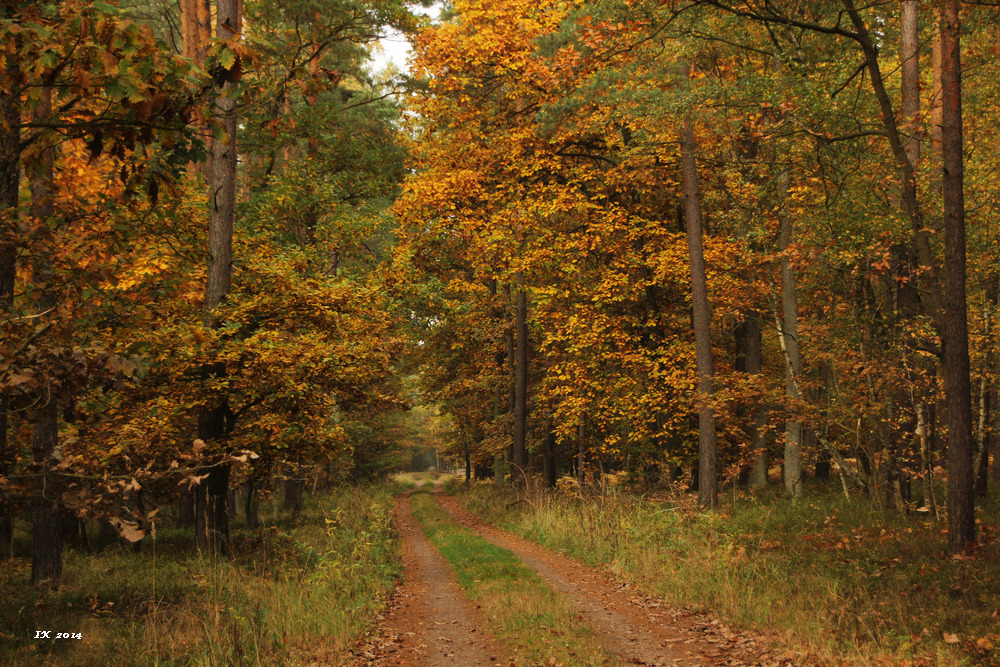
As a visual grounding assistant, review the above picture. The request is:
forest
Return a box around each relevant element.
[1,0,999,664]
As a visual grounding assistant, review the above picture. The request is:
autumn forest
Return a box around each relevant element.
[2,0,1000,664]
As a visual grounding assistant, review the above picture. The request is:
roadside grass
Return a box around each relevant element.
[408,490,610,666]
[0,484,400,666]
[459,480,1000,666]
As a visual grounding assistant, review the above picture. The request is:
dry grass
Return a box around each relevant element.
[459,479,1000,666]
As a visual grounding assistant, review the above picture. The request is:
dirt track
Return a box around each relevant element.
[355,493,501,666]
[356,488,777,666]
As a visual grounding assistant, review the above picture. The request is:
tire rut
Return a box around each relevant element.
[354,493,501,666]
[433,490,773,666]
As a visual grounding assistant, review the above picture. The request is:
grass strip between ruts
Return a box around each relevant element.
[409,490,611,667]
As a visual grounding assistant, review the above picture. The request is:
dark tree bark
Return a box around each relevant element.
[0,52,20,561]
[195,0,241,556]
[32,402,61,586]
[737,313,768,488]
[244,478,259,528]
[939,1,975,550]
[679,66,718,508]
[282,477,304,514]
[29,89,61,585]
[490,280,506,486]
[513,274,529,482]
[543,426,557,488]
[464,442,471,484]
[195,462,231,553]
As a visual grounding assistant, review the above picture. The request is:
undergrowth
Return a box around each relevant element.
[0,484,400,666]
[458,480,1000,666]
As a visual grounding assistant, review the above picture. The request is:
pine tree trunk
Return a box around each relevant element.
[901,0,921,166]
[490,281,506,486]
[513,275,529,483]
[195,0,241,556]
[679,68,718,507]
[543,427,556,488]
[939,1,975,550]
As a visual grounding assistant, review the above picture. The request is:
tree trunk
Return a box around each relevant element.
[939,1,975,550]
[776,162,803,496]
[464,442,471,484]
[204,1,238,329]
[901,0,921,167]
[739,313,768,489]
[490,280,506,486]
[679,66,718,508]
[32,402,61,586]
[195,0,241,557]
[543,426,557,488]
[0,52,20,562]
[195,462,231,554]
[29,89,62,586]
[282,477,303,514]
[244,478,259,528]
[513,275,529,482]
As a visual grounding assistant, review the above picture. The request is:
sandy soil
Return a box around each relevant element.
[356,486,782,666]
[354,493,502,666]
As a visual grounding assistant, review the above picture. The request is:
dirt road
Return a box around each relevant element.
[356,494,501,666]
[357,488,774,666]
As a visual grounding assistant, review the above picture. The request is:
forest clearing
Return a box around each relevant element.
[2,0,1000,664]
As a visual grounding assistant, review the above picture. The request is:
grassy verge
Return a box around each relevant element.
[458,481,1000,666]
[408,490,609,666]
[0,484,400,666]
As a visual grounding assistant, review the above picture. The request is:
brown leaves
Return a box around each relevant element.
[108,517,145,542]
[179,473,209,490]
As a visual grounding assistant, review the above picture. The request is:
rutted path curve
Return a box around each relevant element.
[358,484,774,666]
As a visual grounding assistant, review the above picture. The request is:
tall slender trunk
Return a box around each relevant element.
[543,426,556,488]
[244,477,259,528]
[737,313,768,488]
[775,157,803,496]
[679,64,718,507]
[992,278,1000,483]
[196,0,241,556]
[29,89,61,586]
[490,280,505,486]
[512,274,529,482]
[939,1,975,550]
[0,52,21,560]
[901,0,921,167]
